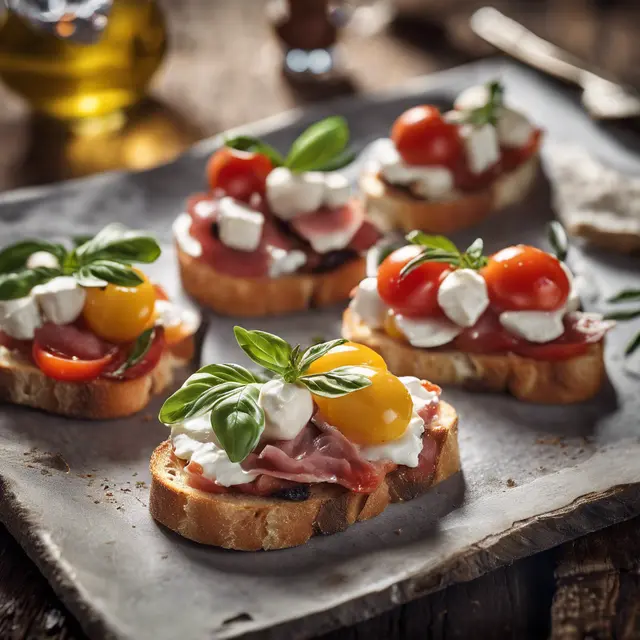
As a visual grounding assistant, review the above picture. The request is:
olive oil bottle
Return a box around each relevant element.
[0,0,167,120]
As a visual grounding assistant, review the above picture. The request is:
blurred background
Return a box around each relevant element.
[0,0,638,192]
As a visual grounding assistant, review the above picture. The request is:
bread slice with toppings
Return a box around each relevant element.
[0,340,193,419]
[149,400,459,551]
[342,308,605,404]
[177,244,367,317]
[359,154,539,234]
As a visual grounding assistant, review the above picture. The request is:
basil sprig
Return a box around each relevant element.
[400,231,488,278]
[0,223,161,301]
[548,221,569,262]
[459,80,504,127]
[606,288,640,356]
[225,116,354,173]
[159,328,372,463]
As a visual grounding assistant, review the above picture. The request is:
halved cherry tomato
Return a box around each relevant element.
[102,327,166,380]
[153,284,170,301]
[481,245,570,312]
[514,340,589,361]
[206,147,273,202]
[391,105,463,169]
[32,342,114,382]
[453,310,522,353]
[377,245,451,317]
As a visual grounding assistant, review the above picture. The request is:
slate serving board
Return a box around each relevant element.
[1,60,639,640]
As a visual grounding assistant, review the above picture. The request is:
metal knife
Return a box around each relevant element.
[470,6,640,120]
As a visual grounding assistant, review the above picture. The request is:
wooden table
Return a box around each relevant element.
[1,1,639,638]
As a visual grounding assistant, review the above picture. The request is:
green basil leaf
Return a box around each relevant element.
[604,308,640,321]
[185,382,246,420]
[399,248,460,277]
[0,267,61,301]
[299,365,372,398]
[609,289,640,304]
[548,221,569,262]
[0,240,67,274]
[224,136,285,167]
[159,383,212,424]
[298,338,346,373]
[626,331,640,356]
[210,384,264,463]
[186,363,259,387]
[75,261,145,287]
[234,326,292,375]
[110,328,155,377]
[75,223,161,265]
[285,116,349,173]
[72,235,94,248]
[406,231,458,253]
[311,149,356,172]
[465,80,504,127]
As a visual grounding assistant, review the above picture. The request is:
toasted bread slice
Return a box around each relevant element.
[359,155,539,234]
[342,308,605,404]
[176,245,366,317]
[149,401,459,551]
[0,339,193,419]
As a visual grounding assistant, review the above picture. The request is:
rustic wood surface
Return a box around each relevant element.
[0,1,639,638]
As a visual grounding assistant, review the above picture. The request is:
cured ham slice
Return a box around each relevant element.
[34,323,113,360]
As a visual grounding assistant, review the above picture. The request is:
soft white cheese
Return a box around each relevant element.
[26,251,60,270]
[497,109,534,148]
[394,314,462,348]
[32,276,86,325]
[376,138,454,200]
[304,210,362,254]
[459,123,500,175]
[0,296,42,340]
[154,299,201,335]
[267,246,306,278]
[173,212,202,258]
[266,167,325,220]
[170,415,257,487]
[560,261,580,313]
[361,376,436,468]
[323,173,351,208]
[192,199,216,219]
[258,379,313,441]
[349,277,387,329]
[499,309,565,343]
[437,269,489,328]
[454,85,534,149]
[217,197,264,252]
[190,443,258,487]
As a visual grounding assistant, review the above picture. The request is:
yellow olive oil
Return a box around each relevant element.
[0,0,167,120]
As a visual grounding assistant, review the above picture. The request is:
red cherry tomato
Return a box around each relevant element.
[453,310,522,353]
[205,147,273,202]
[481,245,570,312]
[102,327,166,381]
[391,105,463,169]
[514,340,589,361]
[32,343,114,382]
[377,245,451,317]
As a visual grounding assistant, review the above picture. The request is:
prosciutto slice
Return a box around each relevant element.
[186,194,294,278]
[34,323,113,360]
[242,413,388,493]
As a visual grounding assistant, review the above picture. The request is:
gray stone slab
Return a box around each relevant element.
[0,59,639,640]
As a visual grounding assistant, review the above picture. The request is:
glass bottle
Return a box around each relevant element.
[0,0,167,121]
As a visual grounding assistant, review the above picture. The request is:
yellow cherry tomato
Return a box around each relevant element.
[306,341,386,375]
[384,311,407,343]
[83,272,156,343]
[313,366,412,445]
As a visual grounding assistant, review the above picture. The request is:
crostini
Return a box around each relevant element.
[0,224,199,419]
[343,232,614,403]
[173,116,380,316]
[360,81,542,234]
[150,328,460,550]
